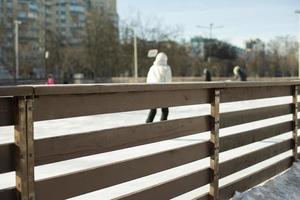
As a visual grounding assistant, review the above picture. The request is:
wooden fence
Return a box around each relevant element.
[0,81,299,200]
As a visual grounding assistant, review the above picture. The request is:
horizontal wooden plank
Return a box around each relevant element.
[0,97,16,126]
[0,143,15,173]
[219,139,292,178]
[221,86,292,103]
[220,104,293,128]
[220,121,293,152]
[33,89,211,121]
[35,141,211,200]
[32,81,300,96]
[0,86,33,97]
[0,188,16,200]
[117,168,211,200]
[193,193,211,200]
[35,116,211,165]
[219,156,293,199]
[33,83,223,95]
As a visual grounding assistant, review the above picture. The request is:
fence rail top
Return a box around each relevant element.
[0,81,299,96]
[30,81,300,96]
[0,86,33,97]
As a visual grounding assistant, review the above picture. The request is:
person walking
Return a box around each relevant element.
[146,52,172,123]
[46,74,55,85]
[203,68,212,81]
[233,66,247,81]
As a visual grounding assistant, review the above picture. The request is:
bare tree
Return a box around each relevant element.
[84,10,120,79]
[119,12,185,77]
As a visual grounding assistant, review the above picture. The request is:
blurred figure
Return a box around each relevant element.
[146,52,172,123]
[46,74,55,85]
[233,66,247,81]
[203,68,212,81]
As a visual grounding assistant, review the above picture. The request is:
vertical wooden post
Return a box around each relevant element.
[210,89,220,200]
[14,97,28,200]
[26,98,35,200]
[293,85,298,162]
[14,97,35,200]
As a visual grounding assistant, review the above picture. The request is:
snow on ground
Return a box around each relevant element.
[233,161,300,200]
[0,96,299,199]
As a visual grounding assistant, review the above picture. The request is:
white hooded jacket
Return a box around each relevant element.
[146,52,172,83]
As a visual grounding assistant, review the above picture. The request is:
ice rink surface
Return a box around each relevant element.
[0,96,299,199]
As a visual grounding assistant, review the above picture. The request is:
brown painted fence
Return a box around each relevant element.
[0,81,300,200]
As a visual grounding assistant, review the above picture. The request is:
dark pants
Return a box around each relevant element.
[146,108,169,123]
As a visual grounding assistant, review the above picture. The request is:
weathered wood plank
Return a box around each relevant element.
[210,90,220,200]
[220,104,293,128]
[0,187,16,200]
[32,81,300,96]
[292,86,298,162]
[0,143,15,173]
[35,116,211,165]
[219,139,292,178]
[221,86,292,103]
[35,141,211,200]
[193,194,211,200]
[14,98,29,200]
[0,86,33,97]
[33,83,223,95]
[219,157,293,199]
[220,121,293,152]
[33,89,211,121]
[0,97,15,126]
[117,168,211,200]
[26,98,35,200]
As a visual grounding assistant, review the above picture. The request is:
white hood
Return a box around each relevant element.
[147,53,172,83]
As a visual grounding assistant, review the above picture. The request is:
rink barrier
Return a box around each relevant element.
[0,82,300,200]
[220,104,293,128]
[34,115,211,165]
[292,86,298,162]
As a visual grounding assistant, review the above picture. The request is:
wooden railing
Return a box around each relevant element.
[0,82,299,200]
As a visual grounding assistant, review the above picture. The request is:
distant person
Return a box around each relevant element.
[146,52,172,123]
[233,66,247,81]
[203,68,212,81]
[46,74,55,85]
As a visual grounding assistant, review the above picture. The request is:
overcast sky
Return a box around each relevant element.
[118,0,300,47]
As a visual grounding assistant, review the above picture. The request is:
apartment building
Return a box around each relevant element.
[0,0,45,75]
[0,0,118,78]
[45,0,118,45]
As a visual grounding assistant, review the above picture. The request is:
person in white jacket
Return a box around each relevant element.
[146,52,172,123]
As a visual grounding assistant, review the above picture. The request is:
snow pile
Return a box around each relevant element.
[233,161,300,200]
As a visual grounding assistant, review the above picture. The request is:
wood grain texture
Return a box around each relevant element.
[220,104,293,128]
[117,168,212,200]
[0,143,15,173]
[0,187,16,200]
[221,86,292,103]
[35,142,211,200]
[0,97,16,126]
[32,81,300,96]
[219,157,293,199]
[219,139,292,178]
[0,86,32,97]
[220,121,293,152]
[35,116,211,165]
[33,89,211,121]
